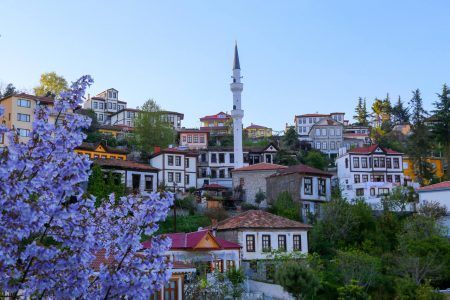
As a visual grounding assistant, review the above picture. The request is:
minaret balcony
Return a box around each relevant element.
[230,83,243,92]
[231,109,244,118]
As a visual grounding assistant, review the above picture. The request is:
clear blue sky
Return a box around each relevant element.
[1,1,449,131]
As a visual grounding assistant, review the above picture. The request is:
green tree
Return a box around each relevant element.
[282,127,300,151]
[382,93,392,119]
[1,83,17,98]
[353,97,370,126]
[372,98,384,127]
[87,165,125,206]
[304,150,328,170]
[34,72,68,97]
[254,189,266,207]
[274,150,299,166]
[272,191,300,221]
[76,108,99,133]
[337,280,370,300]
[432,84,450,180]
[392,96,410,124]
[133,99,175,154]
[408,89,434,185]
[275,262,321,299]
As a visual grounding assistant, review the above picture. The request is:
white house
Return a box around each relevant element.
[417,181,450,237]
[309,117,344,158]
[83,88,127,124]
[109,108,139,127]
[93,159,159,193]
[294,112,345,141]
[214,210,311,281]
[336,144,406,209]
[149,147,198,192]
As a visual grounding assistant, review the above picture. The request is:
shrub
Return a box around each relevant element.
[204,208,229,222]
[273,191,299,221]
[275,262,321,299]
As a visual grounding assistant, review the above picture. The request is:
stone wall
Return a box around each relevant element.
[232,170,279,205]
[266,173,301,204]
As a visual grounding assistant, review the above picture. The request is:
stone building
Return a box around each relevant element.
[231,163,287,206]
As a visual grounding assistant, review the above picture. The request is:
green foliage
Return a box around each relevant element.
[87,165,125,206]
[77,109,99,133]
[157,215,211,234]
[392,96,410,124]
[226,268,245,298]
[275,262,321,299]
[353,97,370,126]
[337,280,370,300]
[432,84,450,180]
[174,195,196,215]
[254,189,266,205]
[282,127,300,151]
[0,83,17,98]
[203,208,229,222]
[133,99,175,154]
[240,202,259,211]
[274,149,299,166]
[34,72,68,97]
[272,191,299,221]
[304,150,328,170]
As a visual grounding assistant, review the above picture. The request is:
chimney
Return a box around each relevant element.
[153,146,161,154]
[87,93,91,101]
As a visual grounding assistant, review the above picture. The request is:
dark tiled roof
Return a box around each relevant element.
[233,163,287,172]
[77,142,129,154]
[270,163,332,177]
[245,124,270,130]
[150,147,198,158]
[215,210,311,230]
[94,159,159,172]
[0,93,55,104]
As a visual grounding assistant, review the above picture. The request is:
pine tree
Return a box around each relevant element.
[2,83,17,98]
[353,97,363,124]
[392,96,410,124]
[353,97,369,126]
[408,89,434,185]
[432,84,450,180]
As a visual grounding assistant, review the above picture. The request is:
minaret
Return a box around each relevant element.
[230,43,244,168]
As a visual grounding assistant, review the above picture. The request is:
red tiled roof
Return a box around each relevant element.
[94,159,159,172]
[418,181,450,192]
[142,230,241,250]
[1,93,55,104]
[215,210,311,230]
[348,144,402,155]
[270,163,332,177]
[233,163,287,172]
[202,183,228,190]
[200,112,231,121]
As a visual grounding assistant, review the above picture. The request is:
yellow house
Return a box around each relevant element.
[403,156,445,184]
[199,112,232,135]
[245,124,272,138]
[0,93,64,146]
[75,142,128,160]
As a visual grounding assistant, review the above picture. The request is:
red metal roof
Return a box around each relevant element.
[141,230,241,250]
[418,181,450,192]
[233,163,287,172]
[348,144,402,155]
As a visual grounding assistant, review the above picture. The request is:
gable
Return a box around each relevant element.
[373,147,385,154]
[95,145,106,153]
[263,144,278,153]
[194,232,220,249]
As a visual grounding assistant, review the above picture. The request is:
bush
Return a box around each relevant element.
[175,195,196,215]
[204,208,229,222]
[241,203,258,211]
[275,262,321,299]
[337,280,369,300]
[272,191,299,221]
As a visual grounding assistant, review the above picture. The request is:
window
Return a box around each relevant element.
[229,153,234,163]
[17,99,31,107]
[127,111,131,118]
[353,157,360,168]
[361,157,368,168]
[93,101,98,109]
[329,128,335,136]
[330,141,335,150]
[211,169,217,178]
[395,175,401,183]
[356,188,364,196]
[293,235,302,251]
[278,235,287,252]
[318,178,326,196]
[108,102,112,109]
[315,142,321,149]
[17,113,30,122]
[168,172,174,182]
[175,173,181,183]
[185,174,190,184]
[211,153,217,163]
[246,235,255,252]
[304,177,313,195]
[226,260,235,271]
[185,158,189,168]
[18,128,30,137]
[380,157,385,168]
[168,155,174,166]
[99,102,104,109]
[315,128,321,136]
[101,155,107,159]
[322,142,327,149]
[386,158,392,169]
[219,169,225,178]
[182,135,187,142]
[362,175,368,182]
[378,188,389,196]
[393,158,400,169]
[321,128,327,136]
[145,175,153,191]
[98,114,104,121]
[336,129,341,136]
[345,158,348,168]
[354,174,361,183]
[200,135,205,143]
[112,103,116,110]
[219,153,225,163]
[200,153,207,162]
[175,156,181,166]
[187,135,192,143]
[309,118,313,123]
[387,175,393,182]
[262,235,271,252]
[0,133,3,144]
[370,188,376,196]
[373,157,380,168]
[193,135,198,143]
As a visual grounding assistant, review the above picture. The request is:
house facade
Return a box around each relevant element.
[266,164,333,218]
[309,117,344,157]
[294,112,345,141]
[161,111,184,131]
[247,143,279,165]
[150,147,198,192]
[179,129,209,150]
[213,210,311,281]
[109,108,139,127]
[93,159,159,193]
[75,142,128,160]
[244,124,272,139]
[336,144,406,209]
[403,156,446,185]
[83,88,127,124]
[199,112,231,136]
[232,163,287,206]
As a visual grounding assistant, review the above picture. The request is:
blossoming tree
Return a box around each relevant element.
[0,76,173,298]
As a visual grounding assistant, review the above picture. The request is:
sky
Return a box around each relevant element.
[1,1,449,131]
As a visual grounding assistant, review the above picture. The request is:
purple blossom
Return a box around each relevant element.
[0,76,173,298]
